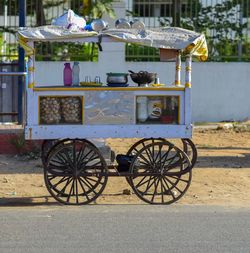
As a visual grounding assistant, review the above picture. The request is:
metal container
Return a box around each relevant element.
[106,73,128,84]
[91,19,108,32]
[130,19,145,30]
[129,70,156,86]
[115,18,131,29]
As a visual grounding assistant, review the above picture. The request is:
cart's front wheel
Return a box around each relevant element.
[128,141,192,205]
[44,139,108,205]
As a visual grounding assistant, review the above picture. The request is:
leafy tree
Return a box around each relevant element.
[159,0,249,61]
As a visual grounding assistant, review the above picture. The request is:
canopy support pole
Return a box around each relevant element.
[175,51,181,86]
[185,55,192,88]
[27,42,35,88]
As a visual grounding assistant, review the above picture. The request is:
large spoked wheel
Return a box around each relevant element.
[44,139,108,205]
[128,141,192,205]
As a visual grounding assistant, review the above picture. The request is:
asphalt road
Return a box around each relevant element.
[0,205,249,253]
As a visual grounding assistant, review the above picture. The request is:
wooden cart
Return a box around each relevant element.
[18,26,207,205]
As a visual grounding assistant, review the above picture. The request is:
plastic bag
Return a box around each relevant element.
[52,9,86,29]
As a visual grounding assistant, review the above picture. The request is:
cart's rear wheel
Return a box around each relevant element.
[125,138,193,187]
[182,138,197,169]
[128,141,192,205]
[44,139,108,205]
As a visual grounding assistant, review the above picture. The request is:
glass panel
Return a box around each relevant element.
[39,96,82,125]
[136,96,179,124]
[84,91,135,125]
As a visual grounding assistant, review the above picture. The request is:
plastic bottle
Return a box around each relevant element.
[63,63,72,86]
[72,61,80,86]
[137,96,148,122]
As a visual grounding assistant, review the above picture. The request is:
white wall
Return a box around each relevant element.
[35,60,250,123]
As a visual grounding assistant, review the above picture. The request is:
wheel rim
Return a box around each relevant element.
[41,139,57,165]
[181,138,197,169]
[44,139,108,205]
[128,141,192,205]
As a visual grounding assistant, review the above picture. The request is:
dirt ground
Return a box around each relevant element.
[0,128,250,207]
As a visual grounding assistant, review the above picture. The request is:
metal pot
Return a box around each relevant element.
[91,19,108,32]
[106,73,128,84]
[115,18,131,29]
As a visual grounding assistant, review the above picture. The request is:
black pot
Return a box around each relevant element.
[129,70,156,86]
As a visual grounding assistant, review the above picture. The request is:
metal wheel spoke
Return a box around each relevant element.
[167,175,190,183]
[162,154,179,168]
[66,180,75,202]
[78,178,90,200]
[162,177,176,200]
[78,149,94,167]
[64,150,75,170]
[159,146,174,165]
[151,178,160,202]
[164,176,183,194]
[160,178,165,203]
[83,176,100,189]
[138,152,152,165]
[56,151,71,167]
[85,176,101,184]
[73,141,77,166]
[135,175,152,188]
[143,176,158,195]
[49,176,69,188]
[57,177,73,197]
[76,144,87,164]
[142,142,154,165]
[141,176,155,195]
[79,177,98,195]
[153,144,162,164]
[83,161,102,171]
[75,179,79,204]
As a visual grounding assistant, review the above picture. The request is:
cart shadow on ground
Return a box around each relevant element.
[0,194,148,207]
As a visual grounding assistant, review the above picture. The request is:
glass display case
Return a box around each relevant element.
[136,95,179,124]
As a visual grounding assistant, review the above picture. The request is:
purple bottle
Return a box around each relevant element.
[63,63,72,86]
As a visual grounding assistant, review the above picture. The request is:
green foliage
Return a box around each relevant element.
[35,42,98,61]
[9,134,26,154]
[125,43,160,62]
[90,0,116,19]
[158,0,249,61]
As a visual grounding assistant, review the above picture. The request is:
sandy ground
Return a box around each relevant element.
[0,128,250,207]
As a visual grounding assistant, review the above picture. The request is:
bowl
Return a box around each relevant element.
[129,71,156,86]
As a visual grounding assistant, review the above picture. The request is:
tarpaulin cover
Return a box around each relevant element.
[18,25,208,60]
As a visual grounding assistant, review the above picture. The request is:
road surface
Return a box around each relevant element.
[0,205,249,253]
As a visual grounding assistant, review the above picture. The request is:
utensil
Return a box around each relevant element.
[106,73,128,84]
[91,19,108,32]
[85,76,91,82]
[95,76,101,83]
[129,70,156,86]
[130,19,145,30]
[115,18,131,29]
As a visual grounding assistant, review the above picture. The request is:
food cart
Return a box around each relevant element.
[18,26,208,205]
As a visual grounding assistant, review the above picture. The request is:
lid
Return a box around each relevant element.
[106,73,128,76]
[73,61,79,65]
